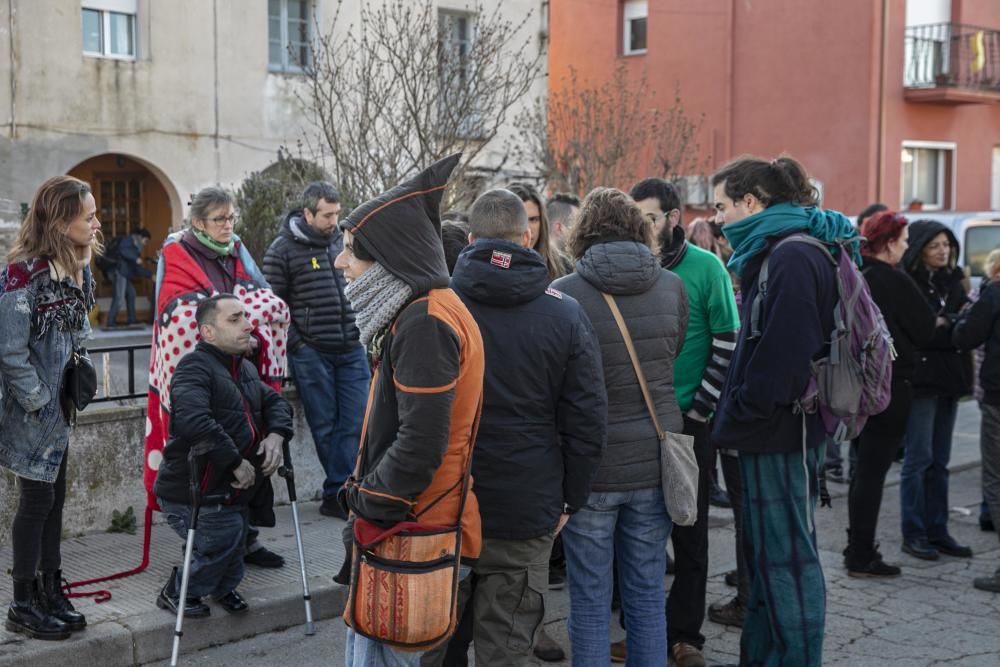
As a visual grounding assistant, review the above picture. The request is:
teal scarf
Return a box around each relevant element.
[723,202,860,276]
[192,228,235,256]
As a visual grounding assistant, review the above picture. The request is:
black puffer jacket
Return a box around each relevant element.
[902,220,973,398]
[861,256,935,382]
[153,341,294,516]
[452,239,606,540]
[262,213,360,354]
[552,241,688,492]
[954,279,1000,405]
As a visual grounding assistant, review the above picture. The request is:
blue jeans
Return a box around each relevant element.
[159,499,248,599]
[107,269,136,325]
[289,344,371,497]
[562,485,671,667]
[900,395,958,541]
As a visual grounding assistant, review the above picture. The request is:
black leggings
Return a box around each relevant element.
[847,380,912,560]
[11,454,68,582]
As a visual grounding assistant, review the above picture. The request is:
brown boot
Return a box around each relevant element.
[670,642,706,667]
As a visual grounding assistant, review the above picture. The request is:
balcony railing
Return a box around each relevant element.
[904,23,1000,101]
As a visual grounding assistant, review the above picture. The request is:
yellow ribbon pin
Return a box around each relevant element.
[311,257,320,270]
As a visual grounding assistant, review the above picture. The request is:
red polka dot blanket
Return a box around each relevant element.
[143,236,289,508]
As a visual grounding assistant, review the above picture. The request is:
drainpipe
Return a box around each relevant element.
[876,0,889,203]
[7,0,15,139]
[212,0,220,182]
[724,0,734,162]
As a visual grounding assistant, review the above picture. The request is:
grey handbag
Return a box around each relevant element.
[602,292,699,526]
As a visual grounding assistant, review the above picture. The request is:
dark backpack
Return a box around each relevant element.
[95,236,123,280]
[750,234,895,442]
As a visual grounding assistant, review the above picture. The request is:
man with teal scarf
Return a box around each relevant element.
[709,156,856,667]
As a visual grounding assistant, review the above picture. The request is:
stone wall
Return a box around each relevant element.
[0,393,324,547]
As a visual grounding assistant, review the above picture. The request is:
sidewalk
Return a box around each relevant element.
[0,401,995,666]
[0,502,349,667]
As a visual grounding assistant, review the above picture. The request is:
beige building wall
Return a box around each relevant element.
[0,0,547,238]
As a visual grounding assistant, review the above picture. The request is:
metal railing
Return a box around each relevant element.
[904,23,1000,92]
[87,342,294,405]
[90,343,150,404]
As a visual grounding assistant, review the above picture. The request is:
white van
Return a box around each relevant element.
[901,211,1000,278]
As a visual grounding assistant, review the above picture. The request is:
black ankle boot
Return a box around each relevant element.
[38,570,86,631]
[6,579,71,641]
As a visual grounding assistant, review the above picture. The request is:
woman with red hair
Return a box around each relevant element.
[844,211,935,577]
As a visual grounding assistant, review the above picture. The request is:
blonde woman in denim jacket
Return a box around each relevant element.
[0,176,99,641]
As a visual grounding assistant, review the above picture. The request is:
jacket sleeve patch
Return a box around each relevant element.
[545,287,564,299]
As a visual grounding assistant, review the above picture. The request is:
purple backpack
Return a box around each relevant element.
[750,234,895,441]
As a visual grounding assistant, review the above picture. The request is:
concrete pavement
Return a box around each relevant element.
[1,400,997,666]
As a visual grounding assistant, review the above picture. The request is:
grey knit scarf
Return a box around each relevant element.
[344,262,413,346]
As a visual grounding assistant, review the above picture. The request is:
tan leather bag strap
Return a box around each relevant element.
[601,292,666,441]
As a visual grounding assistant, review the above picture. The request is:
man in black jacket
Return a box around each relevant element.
[425,189,607,666]
[153,294,293,617]
[263,182,369,519]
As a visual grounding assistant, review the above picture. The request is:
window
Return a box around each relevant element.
[964,223,1000,278]
[438,10,479,137]
[81,1,136,59]
[269,0,312,72]
[622,0,648,55]
[900,142,955,210]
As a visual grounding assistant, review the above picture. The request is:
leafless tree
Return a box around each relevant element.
[515,64,705,197]
[300,0,544,209]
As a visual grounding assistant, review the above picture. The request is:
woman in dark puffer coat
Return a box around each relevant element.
[552,187,688,667]
[899,219,974,561]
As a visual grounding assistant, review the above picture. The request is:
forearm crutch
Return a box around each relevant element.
[277,437,315,636]
[170,452,204,667]
[171,445,227,666]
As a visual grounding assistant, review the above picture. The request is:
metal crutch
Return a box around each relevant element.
[171,445,227,666]
[277,437,316,636]
[170,451,205,667]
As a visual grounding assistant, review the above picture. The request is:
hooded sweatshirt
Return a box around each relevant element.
[338,154,484,562]
[553,241,688,491]
[451,239,606,539]
[901,220,972,398]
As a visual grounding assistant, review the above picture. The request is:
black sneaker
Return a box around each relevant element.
[244,546,285,568]
[708,597,744,627]
[973,571,1000,593]
[902,537,939,561]
[215,590,249,614]
[724,569,738,587]
[847,557,902,578]
[709,482,732,509]
[319,496,349,520]
[533,627,565,662]
[929,535,972,558]
[156,569,210,618]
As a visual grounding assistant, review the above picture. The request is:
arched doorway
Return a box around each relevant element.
[67,153,178,326]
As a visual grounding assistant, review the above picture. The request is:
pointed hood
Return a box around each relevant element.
[340,154,460,296]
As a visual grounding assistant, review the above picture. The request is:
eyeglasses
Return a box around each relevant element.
[202,214,237,227]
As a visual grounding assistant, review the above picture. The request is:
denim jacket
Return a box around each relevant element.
[0,258,94,482]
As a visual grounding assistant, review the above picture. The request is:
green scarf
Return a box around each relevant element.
[723,202,860,276]
[192,228,235,256]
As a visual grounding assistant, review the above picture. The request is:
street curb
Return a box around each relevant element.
[0,576,348,666]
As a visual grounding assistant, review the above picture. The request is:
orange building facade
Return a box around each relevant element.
[548,0,1000,215]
